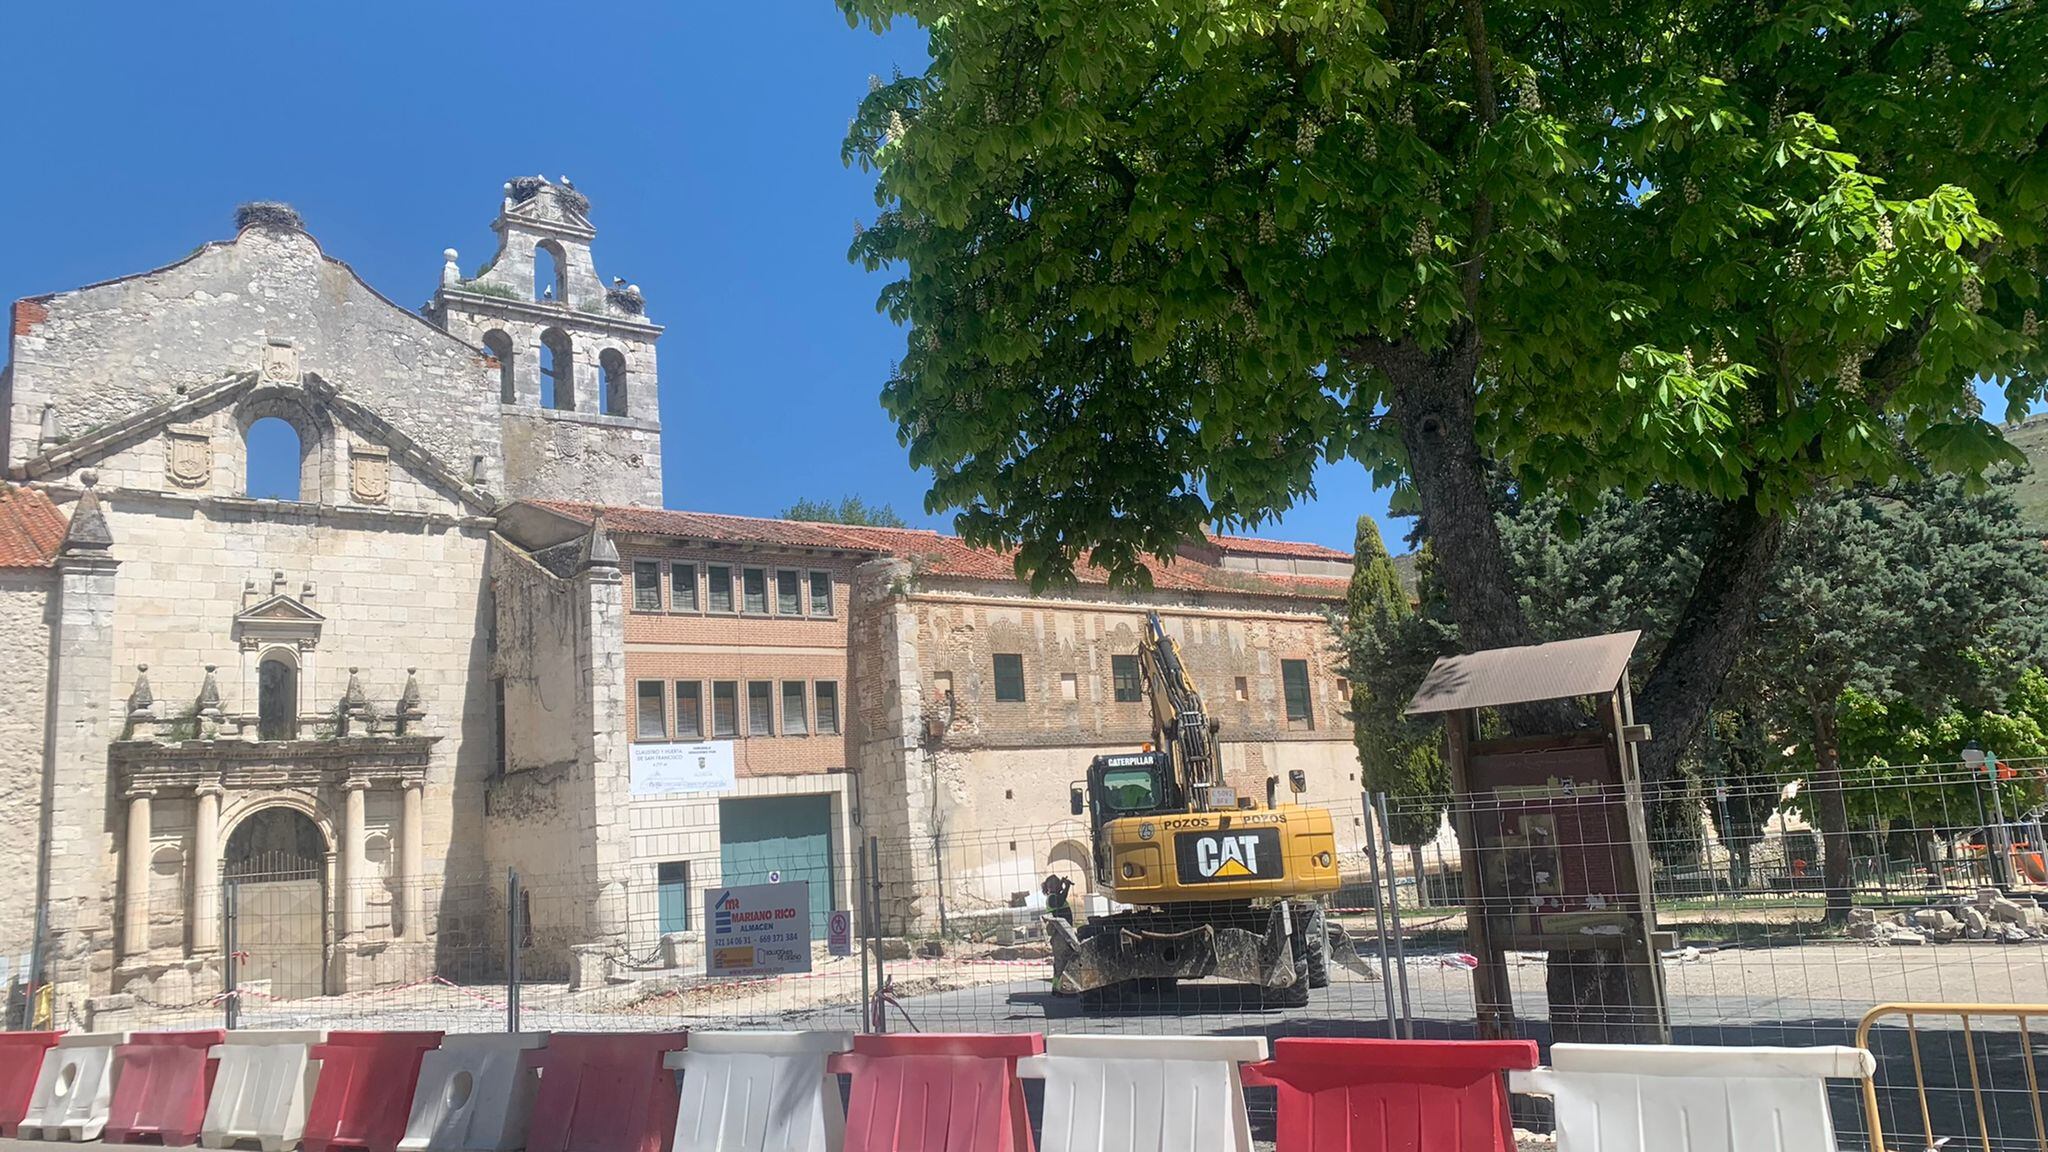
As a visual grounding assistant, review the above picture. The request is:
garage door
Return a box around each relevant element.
[718,794,834,937]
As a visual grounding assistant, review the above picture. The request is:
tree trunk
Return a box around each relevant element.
[1374,336,1578,734]
[1634,495,1787,783]
[1811,702,1854,924]
[1732,842,1752,890]
[1378,335,1534,655]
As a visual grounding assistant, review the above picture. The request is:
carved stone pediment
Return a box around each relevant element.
[235,593,325,651]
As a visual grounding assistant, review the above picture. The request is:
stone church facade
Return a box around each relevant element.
[0,180,1359,1022]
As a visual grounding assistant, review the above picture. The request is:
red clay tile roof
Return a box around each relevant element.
[529,502,1348,602]
[0,485,65,568]
[1204,534,1353,561]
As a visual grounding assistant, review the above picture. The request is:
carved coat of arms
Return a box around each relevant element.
[350,444,390,504]
[261,343,299,382]
[166,428,212,488]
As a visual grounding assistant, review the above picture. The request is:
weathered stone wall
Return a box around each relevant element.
[6,226,506,494]
[496,409,662,508]
[485,540,588,976]
[850,573,1359,930]
[0,570,52,955]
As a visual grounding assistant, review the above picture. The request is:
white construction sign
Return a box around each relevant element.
[706,881,813,977]
[629,740,737,795]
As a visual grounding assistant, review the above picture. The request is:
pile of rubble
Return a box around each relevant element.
[1848,888,2048,946]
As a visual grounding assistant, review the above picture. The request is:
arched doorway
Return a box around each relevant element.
[224,807,328,999]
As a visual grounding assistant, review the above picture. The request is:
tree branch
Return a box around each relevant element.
[1460,0,1498,313]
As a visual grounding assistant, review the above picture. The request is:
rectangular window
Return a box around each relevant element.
[747,680,774,736]
[815,681,840,735]
[712,681,739,737]
[809,571,833,616]
[1282,659,1313,724]
[742,567,768,614]
[675,681,703,740]
[635,680,666,740]
[1111,654,1142,703]
[707,565,734,613]
[993,653,1026,702]
[781,681,809,735]
[776,569,802,615]
[657,860,690,933]
[669,562,698,612]
[631,561,662,612]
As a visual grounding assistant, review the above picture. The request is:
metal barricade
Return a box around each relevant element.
[1858,1002,2048,1152]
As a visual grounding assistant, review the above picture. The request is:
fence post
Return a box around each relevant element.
[868,836,885,1034]
[1374,793,1414,1038]
[1359,792,1399,1035]
[222,878,239,1031]
[505,867,521,1033]
[1872,817,1889,904]
[857,842,871,1033]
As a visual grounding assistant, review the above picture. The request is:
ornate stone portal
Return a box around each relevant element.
[106,659,437,1006]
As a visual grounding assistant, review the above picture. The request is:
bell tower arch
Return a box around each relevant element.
[428,177,664,508]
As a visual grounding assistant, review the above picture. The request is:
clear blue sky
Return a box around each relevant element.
[0,6,2028,554]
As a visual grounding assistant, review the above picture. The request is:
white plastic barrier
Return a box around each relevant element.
[664,1031,852,1152]
[399,1032,550,1152]
[1017,1034,1269,1152]
[19,1031,130,1141]
[199,1030,327,1152]
[1510,1043,1876,1152]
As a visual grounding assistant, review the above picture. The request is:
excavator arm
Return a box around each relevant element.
[1136,611,1224,809]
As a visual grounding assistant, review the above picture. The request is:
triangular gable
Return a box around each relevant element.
[238,593,325,625]
[8,371,497,516]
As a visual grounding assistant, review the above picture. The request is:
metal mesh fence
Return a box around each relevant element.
[6,757,2047,1147]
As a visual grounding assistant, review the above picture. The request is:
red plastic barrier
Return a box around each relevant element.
[524,1032,686,1152]
[104,1030,227,1147]
[302,1031,445,1152]
[0,1031,62,1137]
[832,1033,1045,1152]
[1242,1037,1540,1152]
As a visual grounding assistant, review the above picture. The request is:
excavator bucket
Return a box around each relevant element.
[1046,904,1303,994]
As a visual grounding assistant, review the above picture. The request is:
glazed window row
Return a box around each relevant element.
[630,560,833,618]
[635,678,842,741]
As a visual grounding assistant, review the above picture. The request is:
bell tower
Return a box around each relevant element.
[429,176,663,508]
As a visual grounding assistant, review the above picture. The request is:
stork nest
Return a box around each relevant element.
[235,202,303,233]
[559,186,591,217]
[606,286,645,314]
[508,176,546,204]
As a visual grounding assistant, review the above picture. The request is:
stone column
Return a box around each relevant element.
[340,781,368,940]
[399,781,424,942]
[190,786,222,953]
[43,478,121,983]
[121,789,153,961]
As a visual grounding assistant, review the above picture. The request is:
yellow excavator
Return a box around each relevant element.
[1047,612,1370,1008]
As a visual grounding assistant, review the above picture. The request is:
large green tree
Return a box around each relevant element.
[778,496,910,527]
[842,0,2045,790]
[1747,475,2048,920]
[1339,517,1447,855]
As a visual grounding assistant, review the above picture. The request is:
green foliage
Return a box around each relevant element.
[840,0,2044,589]
[1339,520,1451,843]
[455,281,520,301]
[1752,476,2048,724]
[779,495,910,528]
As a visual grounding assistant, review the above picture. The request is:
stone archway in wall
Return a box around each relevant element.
[1047,838,1094,894]
[223,806,329,1000]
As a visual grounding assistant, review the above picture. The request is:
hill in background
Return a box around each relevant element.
[2013,415,2048,535]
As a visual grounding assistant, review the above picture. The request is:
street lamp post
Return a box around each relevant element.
[1964,742,2014,890]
